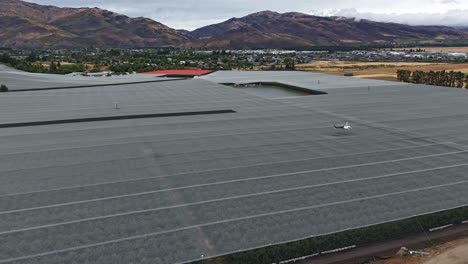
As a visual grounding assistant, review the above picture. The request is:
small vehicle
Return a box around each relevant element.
[334,122,352,130]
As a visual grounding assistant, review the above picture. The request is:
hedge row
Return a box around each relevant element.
[193,205,468,264]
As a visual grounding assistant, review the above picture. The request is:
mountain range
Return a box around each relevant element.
[187,11,467,49]
[1,0,467,49]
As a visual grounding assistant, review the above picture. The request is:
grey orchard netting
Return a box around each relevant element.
[0,69,468,264]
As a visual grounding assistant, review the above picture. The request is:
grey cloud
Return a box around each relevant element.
[439,0,459,4]
[327,8,468,27]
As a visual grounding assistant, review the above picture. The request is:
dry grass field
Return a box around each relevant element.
[296,61,468,81]
[35,62,108,72]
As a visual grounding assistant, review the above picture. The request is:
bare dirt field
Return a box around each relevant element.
[296,61,468,81]
[371,238,468,264]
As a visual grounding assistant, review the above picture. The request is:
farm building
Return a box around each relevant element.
[142,69,214,77]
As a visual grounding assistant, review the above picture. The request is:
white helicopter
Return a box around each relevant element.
[334,122,352,130]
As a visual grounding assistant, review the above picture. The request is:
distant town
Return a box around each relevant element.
[1,47,468,76]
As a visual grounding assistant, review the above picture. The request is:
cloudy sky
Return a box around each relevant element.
[27,0,468,30]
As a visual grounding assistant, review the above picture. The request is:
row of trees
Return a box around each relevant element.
[267,61,296,71]
[397,69,468,88]
[0,53,46,73]
[1,53,86,74]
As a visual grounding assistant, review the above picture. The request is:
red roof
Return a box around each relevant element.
[141,70,214,76]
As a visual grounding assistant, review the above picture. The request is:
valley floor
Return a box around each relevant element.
[296,61,468,82]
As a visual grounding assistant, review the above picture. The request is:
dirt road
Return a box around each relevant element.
[423,238,468,264]
[299,224,468,264]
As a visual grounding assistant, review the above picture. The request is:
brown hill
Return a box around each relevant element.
[0,0,191,49]
[1,1,467,49]
[188,11,468,49]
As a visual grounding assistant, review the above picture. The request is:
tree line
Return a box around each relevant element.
[0,53,85,74]
[397,69,468,88]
